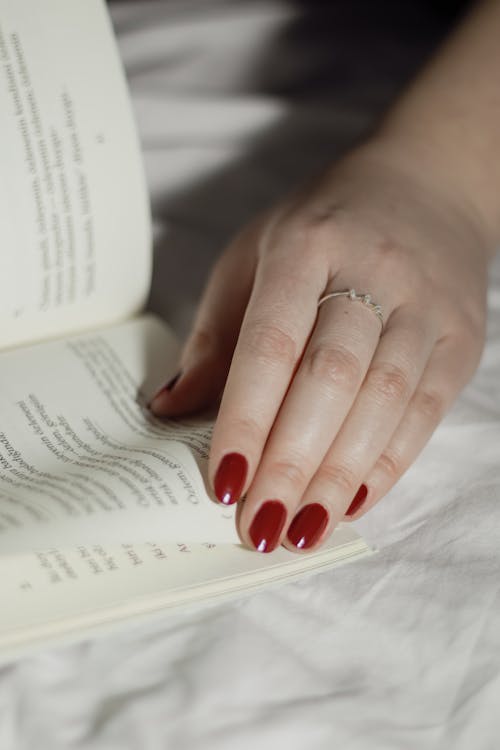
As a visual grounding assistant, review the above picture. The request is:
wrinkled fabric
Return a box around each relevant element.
[1,2,499,748]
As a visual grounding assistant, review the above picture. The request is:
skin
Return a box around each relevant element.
[151,0,500,552]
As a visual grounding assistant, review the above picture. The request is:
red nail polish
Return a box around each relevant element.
[287,503,329,550]
[150,372,182,404]
[346,484,368,516]
[249,500,287,553]
[214,453,248,505]
[164,371,182,392]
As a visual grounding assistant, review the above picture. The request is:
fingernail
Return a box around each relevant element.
[214,453,248,505]
[287,503,329,550]
[149,371,182,407]
[346,484,368,516]
[249,500,287,553]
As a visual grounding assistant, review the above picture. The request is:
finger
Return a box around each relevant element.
[342,337,477,519]
[149,222,258,417]
[208,231,328,506]
[237,292,384,552]
[283,306,436,551]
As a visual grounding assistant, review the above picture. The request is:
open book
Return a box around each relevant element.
[0,0,372,661]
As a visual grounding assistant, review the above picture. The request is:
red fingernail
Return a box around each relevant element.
[149,371,182,406]
[162,371,182,393]
[249,500,287,553]
[346,484,368,516]
[287,503,329,550]
[214,453,248,505]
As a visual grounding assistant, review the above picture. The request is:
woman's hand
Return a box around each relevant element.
[150,136,491,553]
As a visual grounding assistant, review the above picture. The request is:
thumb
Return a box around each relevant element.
[149,222,259,417]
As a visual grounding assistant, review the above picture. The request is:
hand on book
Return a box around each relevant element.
[150,136,493,553]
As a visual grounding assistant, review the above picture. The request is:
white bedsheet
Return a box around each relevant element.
[1,2,499,748]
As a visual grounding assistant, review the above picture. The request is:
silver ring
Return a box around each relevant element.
[317,288,384,330]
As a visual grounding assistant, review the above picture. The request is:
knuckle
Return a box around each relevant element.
[243,322,298,369]
[376,450,404,482]
[298,220,331,260]
[268,459,308,489]
[227,415,266,446]
[189,326,232,361]
[373,238,407,272]
[366,362,412,404]
[263,214,324,262]
[316,462,358,496]
[306,344,362,391]
[263,227,327,285]
[190,327,216,353]
[412,388,446,421]
[307,202,345,228]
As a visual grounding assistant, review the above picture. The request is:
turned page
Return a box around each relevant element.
[0,0,151,350]
[0,316,240,553]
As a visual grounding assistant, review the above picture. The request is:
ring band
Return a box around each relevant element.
[317,288,384,330]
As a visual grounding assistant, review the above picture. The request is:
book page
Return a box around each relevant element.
[0,527,371,661]
[0,315,373,660]
[0,0,151,350]
[0,316,240,553]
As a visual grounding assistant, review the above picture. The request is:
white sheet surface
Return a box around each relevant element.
[1,2,499,748]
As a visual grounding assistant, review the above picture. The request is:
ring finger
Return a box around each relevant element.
[281,305,437,552]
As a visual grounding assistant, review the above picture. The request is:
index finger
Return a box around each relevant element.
[210,239,326,506]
